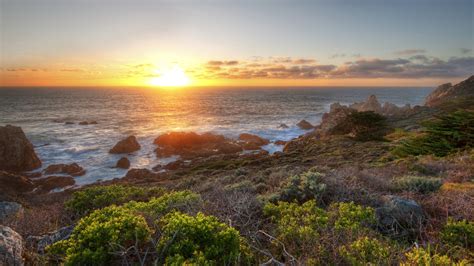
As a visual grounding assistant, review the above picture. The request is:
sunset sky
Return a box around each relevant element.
[1,0,473,87]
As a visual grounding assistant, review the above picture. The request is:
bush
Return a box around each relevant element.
[264,200,328,255]
[393,176,443,194]
[339,236,390,265]
[47,206,152,265]
[441,219,474,249]
[124,190,201,218]
[332,111,387,141]
[393,110,474,157]
[157,212,251,265]
[65,185,164,215]
[276,170,327,203]
[328,202,376,231]
[401,246,466,266]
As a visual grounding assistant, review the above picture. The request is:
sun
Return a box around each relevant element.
[149,65,191,87]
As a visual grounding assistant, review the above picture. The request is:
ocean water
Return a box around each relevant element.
[0,87,432,185]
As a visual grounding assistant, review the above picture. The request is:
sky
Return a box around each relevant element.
[0,0,473,87]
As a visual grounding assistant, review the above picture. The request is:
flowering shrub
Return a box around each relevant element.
[441,218,474,249]
[339,236,390,265]
[65,185,164,215]
[47,206,152,265]
[157,212,251,265]
[401,246,467,266]
[329,201,376,231]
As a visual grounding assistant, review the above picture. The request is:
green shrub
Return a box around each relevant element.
[339,236,390,265]
[328,202,376,231]
[393,176,443,194]
[276,171,326,203]
[124,190,201,218]
[157,212,251,265]
[393,110,474,157]
[401,246,467,266]
[332,111,387,141]
[47,205,152,265]
[441,219,474,249]
[65,185,164,215]
[264,200,328,254]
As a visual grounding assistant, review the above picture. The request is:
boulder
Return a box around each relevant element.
[425,75,474,107]
[0,125,41,172]
[109,136,141,154]
[238,133,270,150]
[278,123,289,129]
[26,226,73,254]
[274,140,287,145]
[154,132,242,159]
[296,119,314,130]
[34,176,75,193]
[116,157,130,169]
[43,163,85,176]
[0,202,23,222]
[376,196,425,239]
[0,171,35,197]
[0,226,23,266]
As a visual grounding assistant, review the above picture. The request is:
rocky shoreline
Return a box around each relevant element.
[1,76,473,265]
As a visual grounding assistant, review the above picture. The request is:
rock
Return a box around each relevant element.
[154,132,242,159]
[43,163,85,176]
[351,95,383,113]
[425,75,474,107]
[109,135,141,154]
[26,226,73,254]
[0,171,35,197]
[124,168,160,181]
[274,140,287,145]
[116,157,130,169]
[64,121,74,125]
[78,121,98,125]
[297,119,314,130]
[0,125,42,172]
[0,202,23,222]
[164,160,185,170]
[376,196,425,238]
[34,176,75,193]
[238,133,270,150]
[0,225,23,266]
[278,123,289,129]
[318,103,355,136]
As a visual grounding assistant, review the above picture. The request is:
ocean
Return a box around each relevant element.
[0,86,432,185]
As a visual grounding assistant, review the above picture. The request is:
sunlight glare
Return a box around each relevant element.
[149,65,191,87]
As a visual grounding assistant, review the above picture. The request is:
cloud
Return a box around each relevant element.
[199,55,473,80]
[394,49,426,56]
[460,48,472,54]
[60,68,85,72]
[207,60,239,66]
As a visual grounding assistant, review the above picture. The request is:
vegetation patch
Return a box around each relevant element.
[392,175,443,194]
[393,110,474,157]
[440,218,474,249]
[272,170,327,203]
[339,236,390,265]
[332,111,388,141]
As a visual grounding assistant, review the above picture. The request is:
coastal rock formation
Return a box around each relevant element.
[318,103,356,136]
[116,157,131,169]
[376,196,425,238]
[274,140,287,145]
[34,175,75,193]
[297,119,314,130]
[425,75,474,107]
[154,132,242,159]
[0,226,23,266]
[124,168,163,181]
[26,226,73,254]
[109,135,141,154]
[0,202,23,222]
[278,123,289,129]
[0,125,42,172]
[238,133,270,150]
[0,171,35,197]
[44,163,85,176]
[350,95,383,113]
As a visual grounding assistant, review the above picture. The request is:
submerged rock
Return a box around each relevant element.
[44,163,85,176]
[278,123,289,129]
[154,132,242,159]
[0,125,42,172]
[78,121,98,125]
[26,226,73,254]
[109,135,141,154]
[116,157,130,169]
[34,176,75,193]
[0,225,23,266]
[425,75,474,107]
[297,119,314,130]
[0,202,23,222]
[238,133,270,150]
